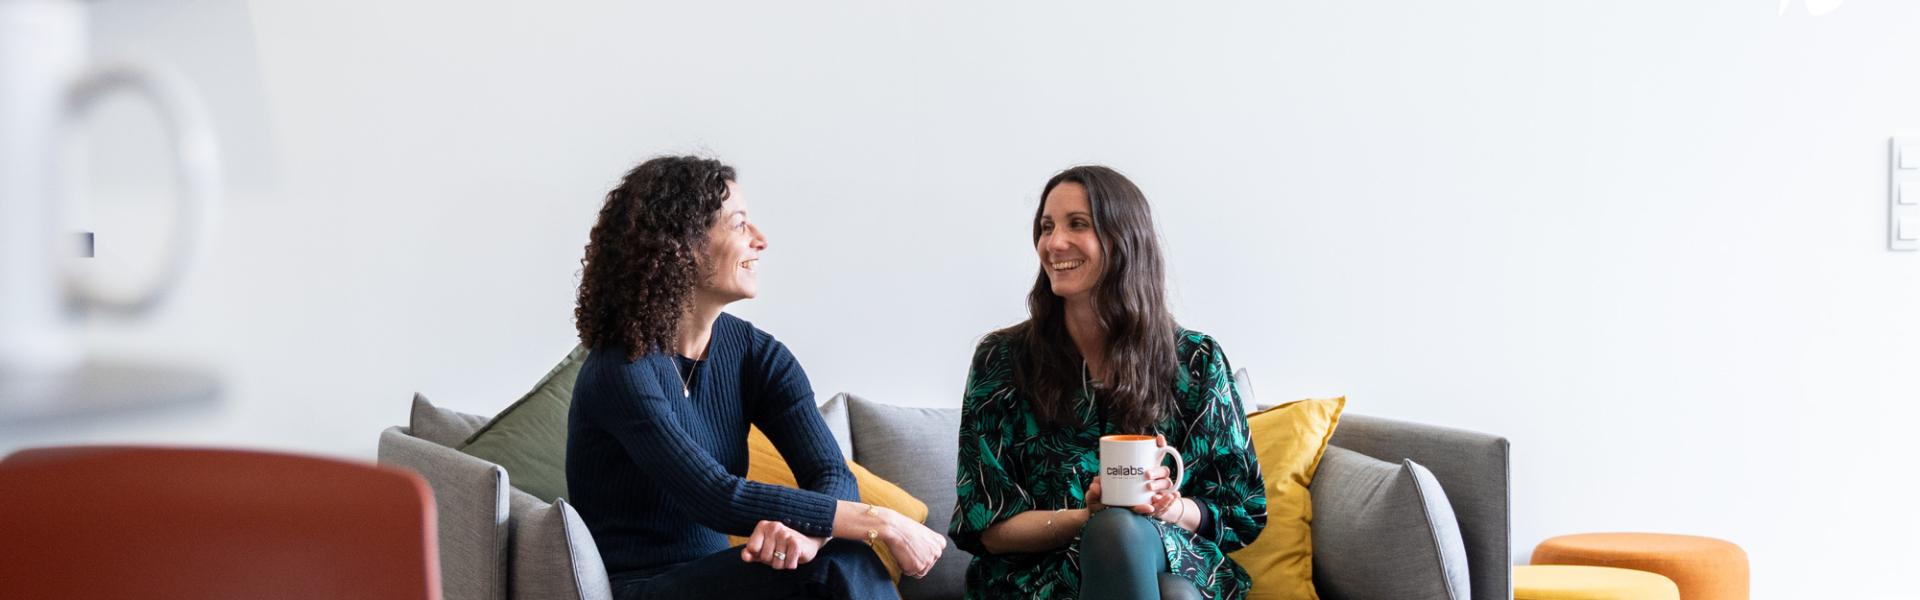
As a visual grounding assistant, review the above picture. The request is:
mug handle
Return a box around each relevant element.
[63,60,221,315]
[1157,445,1185,492]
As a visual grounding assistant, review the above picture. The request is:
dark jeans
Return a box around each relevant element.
[1080,509,1203,600]
[612,540,898,600]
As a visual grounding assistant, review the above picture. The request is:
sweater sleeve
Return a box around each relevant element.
[749,336,859,504]
[588,359,841,538]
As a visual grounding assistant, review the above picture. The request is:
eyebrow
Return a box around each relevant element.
[1041,211,1092,220]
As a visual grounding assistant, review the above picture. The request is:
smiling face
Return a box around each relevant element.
[693,182,766,307]
[1036,181,1104,303]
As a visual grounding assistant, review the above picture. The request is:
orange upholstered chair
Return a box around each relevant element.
[0,446,440,600]
[1531,532,1748,600]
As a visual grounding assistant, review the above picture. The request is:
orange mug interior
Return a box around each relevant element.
[1100,434,1155,442]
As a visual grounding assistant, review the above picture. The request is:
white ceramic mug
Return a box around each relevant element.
[1098,434,1185,507]
[0,0,221,377]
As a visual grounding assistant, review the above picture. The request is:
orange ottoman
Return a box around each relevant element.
[1531,533,1748,600]
[1513,565,1679,600]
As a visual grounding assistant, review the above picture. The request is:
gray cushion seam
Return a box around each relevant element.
[490,465,510,599]
[1403,459,1458,600]
[558,500,587,598]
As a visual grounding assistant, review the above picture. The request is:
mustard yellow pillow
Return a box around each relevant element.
[732,426,928,581]
[1229,397,1346,600]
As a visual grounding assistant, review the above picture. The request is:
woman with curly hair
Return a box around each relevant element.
[949,166,1266,600]
[568,155,945,600]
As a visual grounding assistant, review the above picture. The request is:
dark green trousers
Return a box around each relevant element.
[1080,509,1203,600]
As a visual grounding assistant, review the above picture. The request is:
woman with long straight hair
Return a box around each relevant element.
[569,155,945,599]
[948,166,1266,600]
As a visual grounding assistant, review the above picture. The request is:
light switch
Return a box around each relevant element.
[1906,147,1920,169]
[1903,181,1920,205]
[1902,218,1920,242]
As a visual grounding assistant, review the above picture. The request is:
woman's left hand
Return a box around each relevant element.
[741,520,826,570]
[1130,434,1182,519]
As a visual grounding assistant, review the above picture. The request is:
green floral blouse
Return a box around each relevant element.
[948,329,1267,600]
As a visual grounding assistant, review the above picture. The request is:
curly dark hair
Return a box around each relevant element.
[575,156,736,361]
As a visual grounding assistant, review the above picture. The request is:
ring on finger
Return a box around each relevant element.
[772,550,787,562]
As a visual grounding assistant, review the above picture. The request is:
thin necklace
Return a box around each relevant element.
[1084,358,1105,392]
[679,330,718,396]
[1085,359,1103,434]
[678,357,699,397]
[679,335,711,397]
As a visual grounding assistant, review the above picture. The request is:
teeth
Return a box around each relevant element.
[740,259,757,270]
[1051,260,1084,271]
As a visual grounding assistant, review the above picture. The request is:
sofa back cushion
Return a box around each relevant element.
[843,394,968,600]
[1308,446,1470,600]
[817,393,856,460]
[410,392,491,447]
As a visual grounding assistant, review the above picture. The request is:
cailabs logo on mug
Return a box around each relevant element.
[1098,434,1185,507]
[1104,465,1148,478]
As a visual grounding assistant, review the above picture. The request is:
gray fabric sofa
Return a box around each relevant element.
[378,393,1509,600]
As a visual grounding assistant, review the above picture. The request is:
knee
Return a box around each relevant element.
[1158,573,1202,600]
[1082,508,1157,547]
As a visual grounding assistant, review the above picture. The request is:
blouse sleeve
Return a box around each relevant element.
[947,337,1034,556]
[1178,335,1267,552]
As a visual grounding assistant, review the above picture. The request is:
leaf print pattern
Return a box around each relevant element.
[949,329,1267,600]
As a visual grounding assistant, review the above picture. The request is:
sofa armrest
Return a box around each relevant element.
[1328,414,1510,600]
[379,426,513,600]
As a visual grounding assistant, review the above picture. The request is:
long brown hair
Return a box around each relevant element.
[998,165,1180,433]
[575,156,735,360]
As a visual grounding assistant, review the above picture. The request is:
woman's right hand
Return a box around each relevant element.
[1085,476,1107,513]
[881,511,947,579]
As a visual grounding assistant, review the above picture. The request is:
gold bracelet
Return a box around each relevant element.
[864,504,882,544]
[1042,508,1067,542]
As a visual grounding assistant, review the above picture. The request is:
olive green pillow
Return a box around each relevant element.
[459,345,588,503]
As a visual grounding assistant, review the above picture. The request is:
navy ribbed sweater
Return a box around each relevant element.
[567,313,857,578]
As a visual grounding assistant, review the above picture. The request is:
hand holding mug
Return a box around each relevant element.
[1085,464,1177,515]
[1098,433,1184,510]
[1085,476,1107,513]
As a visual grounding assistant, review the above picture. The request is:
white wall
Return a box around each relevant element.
[11,0,1919,596]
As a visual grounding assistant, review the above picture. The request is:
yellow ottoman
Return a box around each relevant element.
[1532,533,1749,600]
[1514,565,1679,600]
